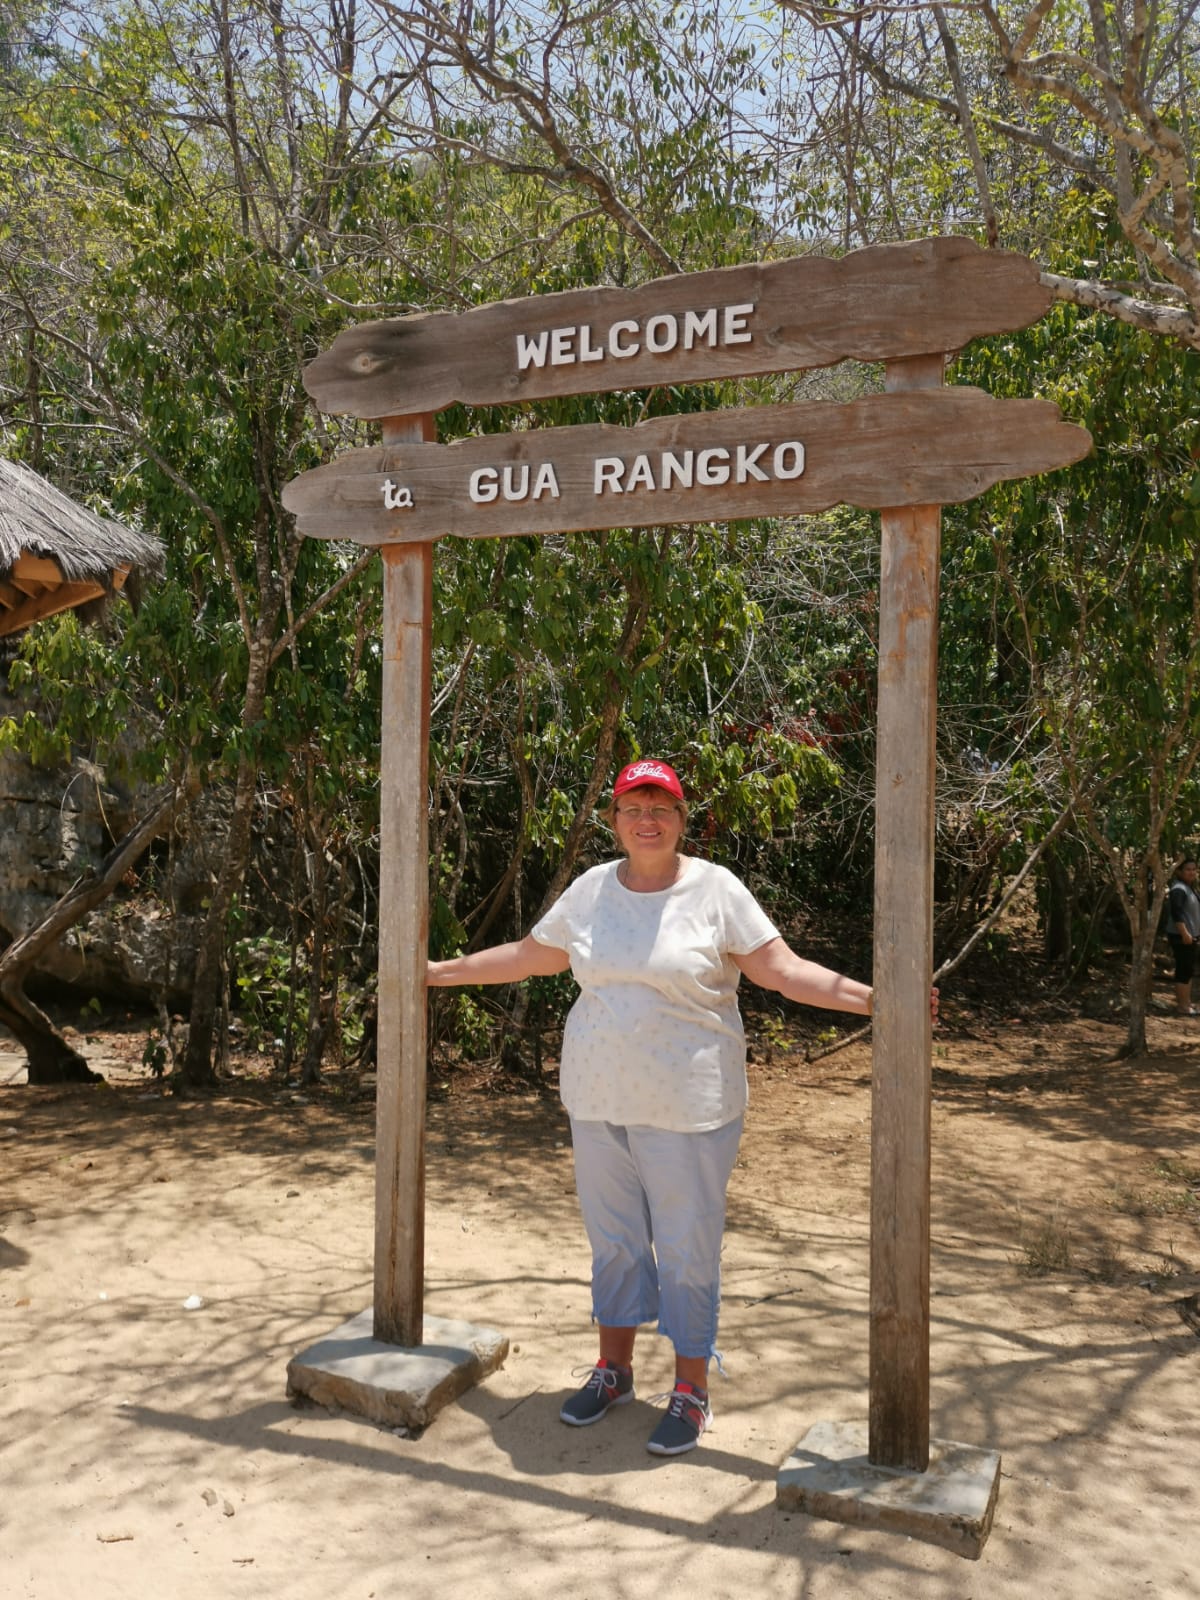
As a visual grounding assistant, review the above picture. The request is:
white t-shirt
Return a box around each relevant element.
[531,857,780,1132]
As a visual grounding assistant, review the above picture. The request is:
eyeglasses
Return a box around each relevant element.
[615,803,679,821]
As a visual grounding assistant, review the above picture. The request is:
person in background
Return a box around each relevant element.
[1166,857,1200,1017]
[428,758,919,1457]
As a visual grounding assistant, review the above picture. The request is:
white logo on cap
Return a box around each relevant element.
[626,760,668,780]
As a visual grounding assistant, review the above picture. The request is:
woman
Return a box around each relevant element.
[427,758,876,1457]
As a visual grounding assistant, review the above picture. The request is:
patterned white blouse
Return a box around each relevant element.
[532,857,780,1132]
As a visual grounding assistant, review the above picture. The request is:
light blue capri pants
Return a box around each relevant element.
[569,1116,744,1361]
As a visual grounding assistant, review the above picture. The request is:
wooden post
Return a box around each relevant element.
[373,413,436,1347]
[869,353,944,1469]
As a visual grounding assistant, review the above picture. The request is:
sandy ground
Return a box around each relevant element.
[1,1013,1198,1600]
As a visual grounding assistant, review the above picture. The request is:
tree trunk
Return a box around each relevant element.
[182,636,273,1090]
[0,990,98,1083]
[1119,911,1157,1059]
[1041,848,1073,967]
[299,794,330,1086]
[180,800,249,1088]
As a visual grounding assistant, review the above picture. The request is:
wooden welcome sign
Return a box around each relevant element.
[299,235,1053,415]
[287,238,1087,539]
[285,236,1090,1483]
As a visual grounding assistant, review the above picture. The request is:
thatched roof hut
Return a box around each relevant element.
[0,457,164,639]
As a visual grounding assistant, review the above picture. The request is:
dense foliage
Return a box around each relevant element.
[1,1,1197,1080]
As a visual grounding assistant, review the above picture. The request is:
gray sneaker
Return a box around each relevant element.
[645,1382,712,1455]
[559,1360,635,1426]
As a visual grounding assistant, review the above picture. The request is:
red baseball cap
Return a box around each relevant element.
[612,759,685,801]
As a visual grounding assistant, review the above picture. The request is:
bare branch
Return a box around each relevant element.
[1040,269,1200,346]
[933,3,998,246]
[372,1,681,272]
[786,0,1200,344]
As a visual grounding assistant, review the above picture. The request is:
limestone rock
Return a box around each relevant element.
[0,725,214,1005]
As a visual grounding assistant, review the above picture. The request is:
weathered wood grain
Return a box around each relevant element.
[303,238,1052,417]
[869,355,941,1472]
[282,389,1091,544]
[372,415,435,1350]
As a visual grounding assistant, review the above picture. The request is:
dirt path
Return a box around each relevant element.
[1,1016,1198,1599]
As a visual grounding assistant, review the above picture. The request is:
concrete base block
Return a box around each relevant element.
[286,1308,509,1429]
[776,1419,1000,1560]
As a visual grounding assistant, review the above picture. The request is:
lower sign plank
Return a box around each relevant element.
[283,389,1091,544]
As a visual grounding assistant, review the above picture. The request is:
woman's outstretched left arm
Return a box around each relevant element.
[735,938,939,1023]
[733,938,872,1016]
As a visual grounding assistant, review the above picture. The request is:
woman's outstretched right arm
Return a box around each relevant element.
[427,934,570,987]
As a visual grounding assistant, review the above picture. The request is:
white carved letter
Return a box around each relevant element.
[661,450,694,489]
[549,326,577,365]
[625,454,655,491]
[644,314,679,354]
[736,442,770,482]
[470,467,500,503]
[516,331,550,370]
[696,447,731,486]
[682,308,718,349]
[595,457,625,493]
[502,464,531,500]
[723,302,755,343]
[382,479,414,510]
[608,320,640,358]
[578,324,605,363]
[531,462,560,499]
[773,441,806,479]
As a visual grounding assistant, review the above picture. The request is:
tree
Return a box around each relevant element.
[3,1,834,1084]
[364,1,782,275]
[953,285,1200,1054]
[0,0,434,1086]
[778,1,1200,347]
[6,0,1190,1092]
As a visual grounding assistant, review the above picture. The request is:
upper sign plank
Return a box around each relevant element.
[303,238,1052,418]
[282,388,1091,545]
